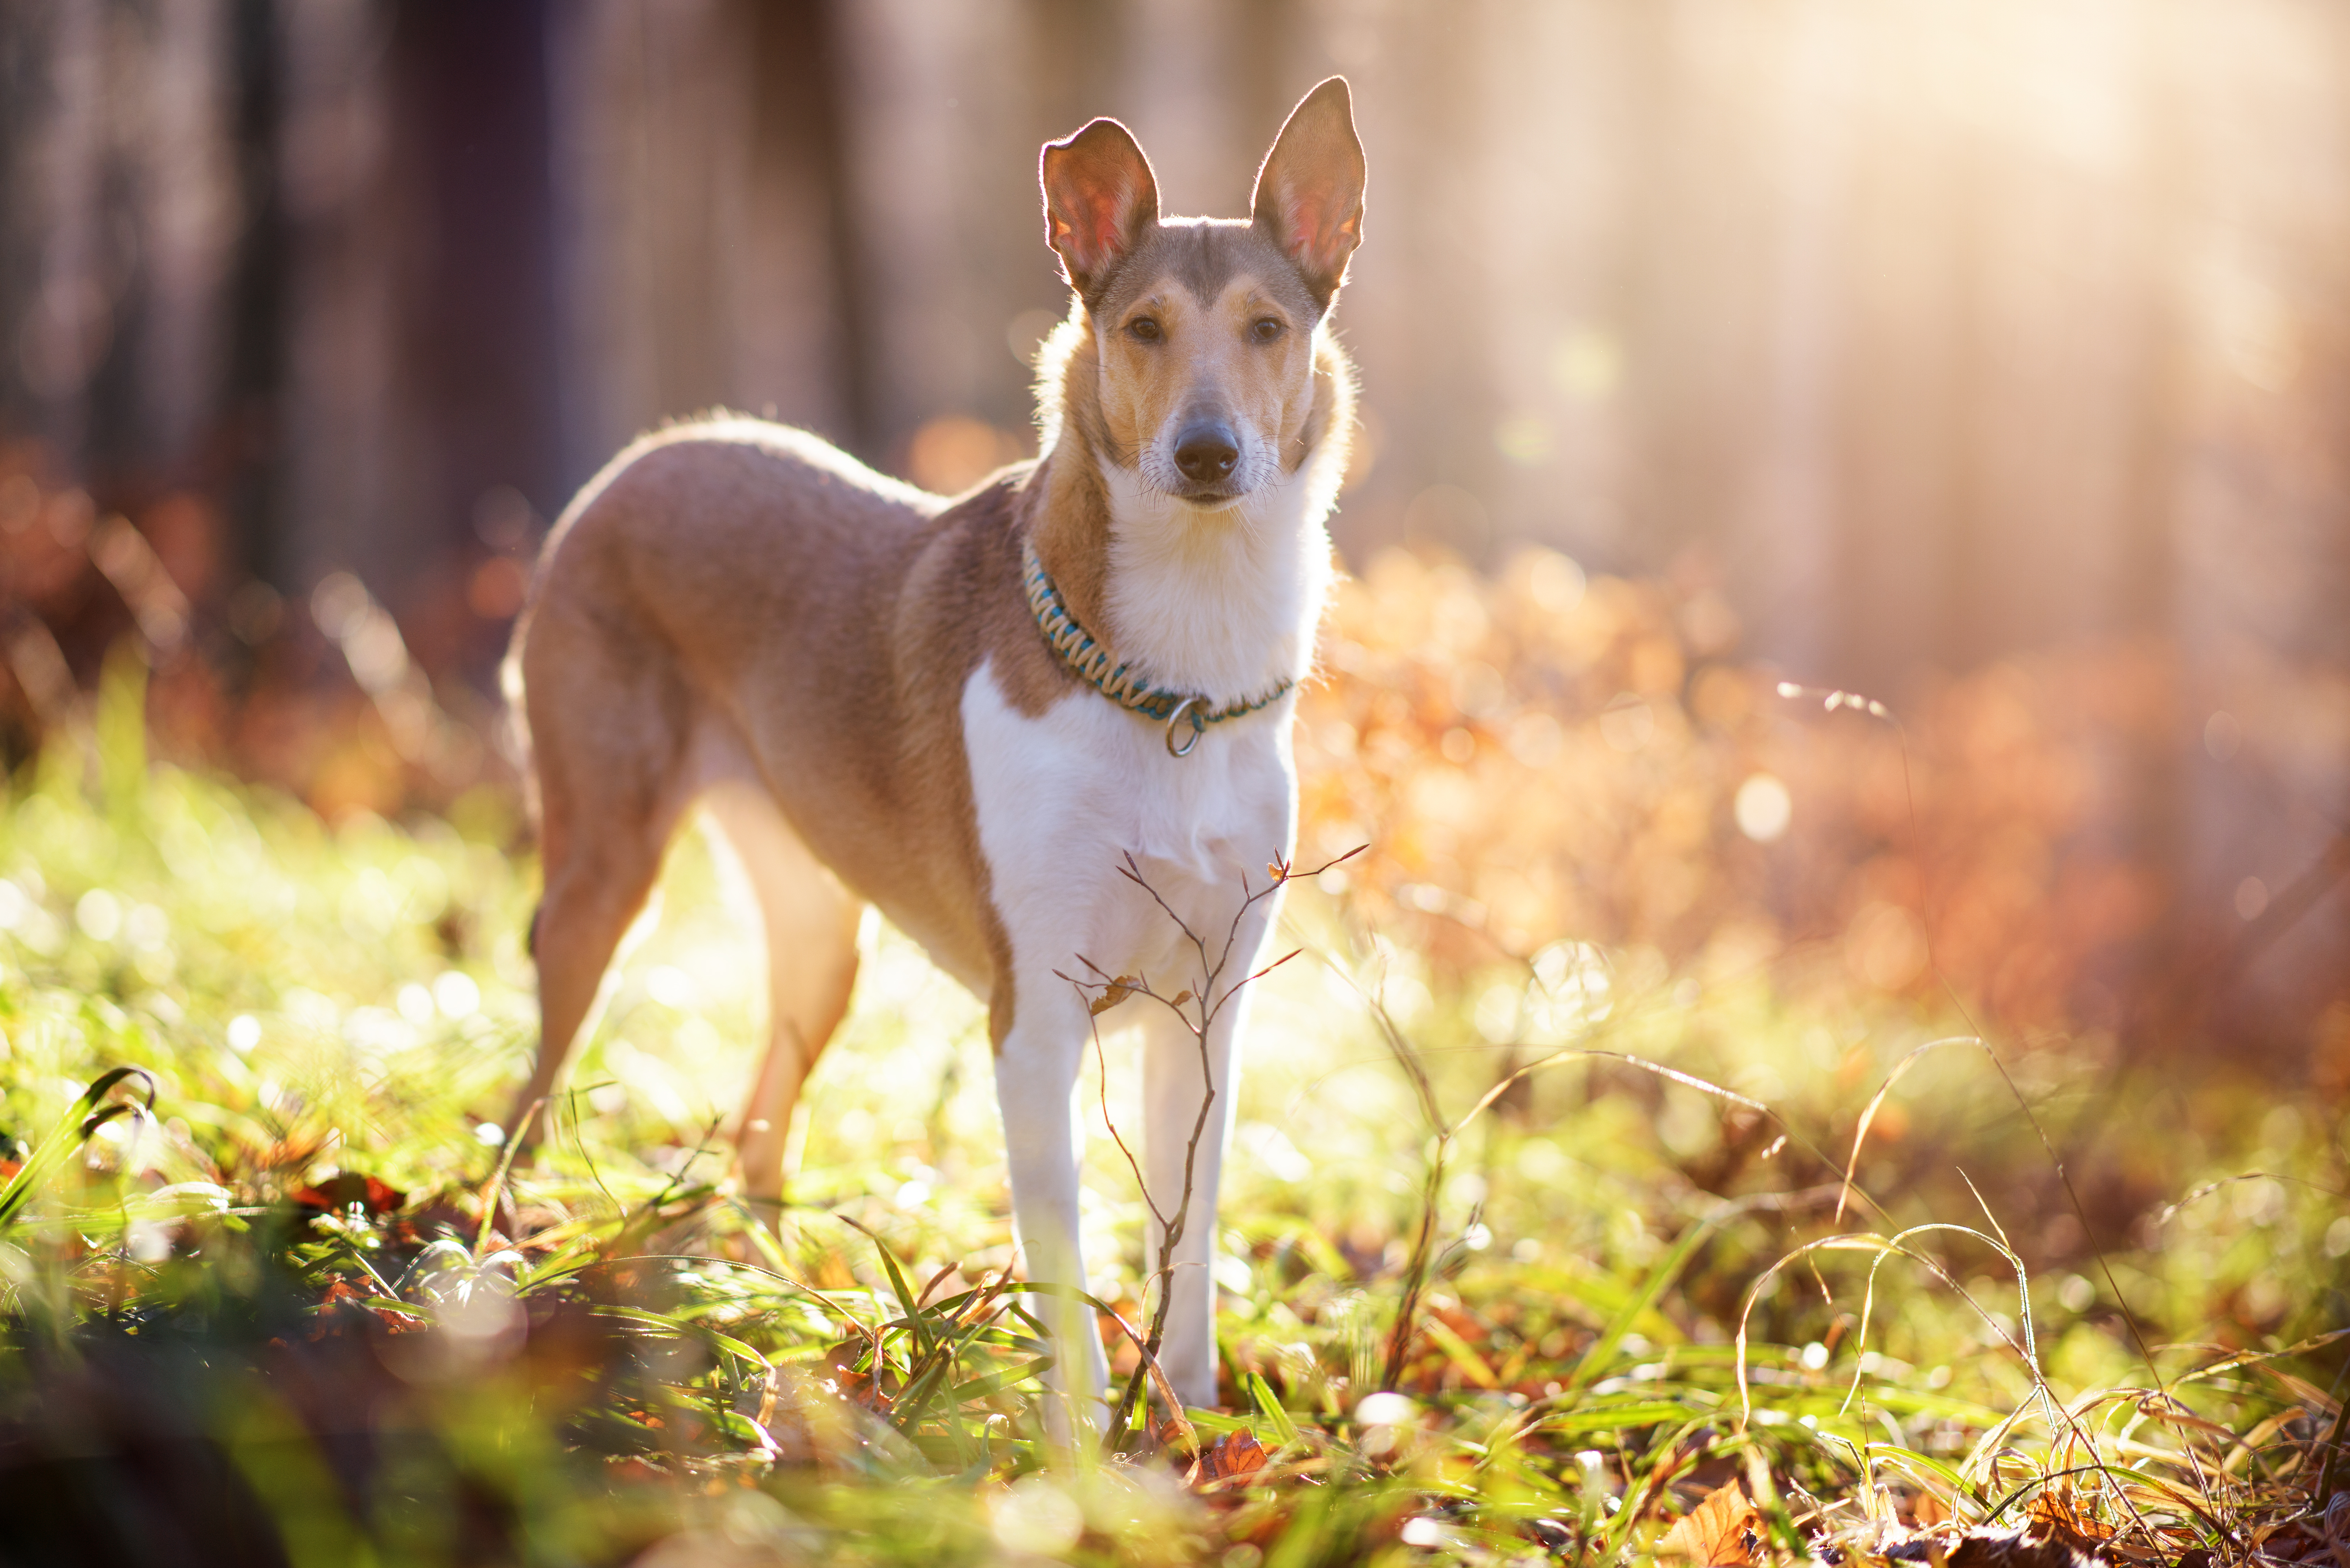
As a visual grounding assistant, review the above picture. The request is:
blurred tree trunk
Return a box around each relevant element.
[4,0,104,477]
[549,0,866,475]
[1745,0,1854,681]
[2113,5,2189,1048]
[1369,0,1493,562]
[746,0,871,459]
[223,0,290,587]
[384,0,561,564]
[273,0,395,600]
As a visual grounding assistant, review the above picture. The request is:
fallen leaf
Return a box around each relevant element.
[1657,1479,1757,1565]
[1192,1430,1271,1485]
[289,1171,406,1216]
[246,1135,328,1175]
[1941,1531,2103,1568]
[2028,1490,2117,1550]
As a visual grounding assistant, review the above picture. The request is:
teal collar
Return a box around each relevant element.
[1020,537,1294,758]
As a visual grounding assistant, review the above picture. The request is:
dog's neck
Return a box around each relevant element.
[1092,463,1330,704]
[1022,331,1350,709]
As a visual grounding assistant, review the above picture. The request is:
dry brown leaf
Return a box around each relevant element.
[2028,1491,2118,1549]
[289,1171,406,1216]
[1090,976,1140,1016]
[1192,1430,1272,1486]
[1658,1479,1757,1565]
[1941,1532,2103,1568]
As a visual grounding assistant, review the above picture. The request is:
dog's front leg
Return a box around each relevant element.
[1139,896,1273,1411]
[994,998,1113,1444]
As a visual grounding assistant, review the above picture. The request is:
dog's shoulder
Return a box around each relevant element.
[892,464,1094,723]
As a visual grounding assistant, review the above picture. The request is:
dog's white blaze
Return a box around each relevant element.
[962,657,1296,1408]
[1101,460,1334,705]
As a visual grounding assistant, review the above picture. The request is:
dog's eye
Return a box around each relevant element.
[1250,316,1285,343]
[1128,317,1162,343]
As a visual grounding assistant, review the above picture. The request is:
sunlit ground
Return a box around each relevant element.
[3,663,2342,1561]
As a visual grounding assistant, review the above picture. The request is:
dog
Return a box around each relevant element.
[503,78,1364,1428]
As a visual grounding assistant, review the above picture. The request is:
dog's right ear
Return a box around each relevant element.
[1041,118,1160,299]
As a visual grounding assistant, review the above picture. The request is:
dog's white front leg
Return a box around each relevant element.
[1139,897,1273,1410]
[994,998,1112,1441]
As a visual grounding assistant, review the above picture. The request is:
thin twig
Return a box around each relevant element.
[1776,680,2168,1392]
[1061,847,1359,1451]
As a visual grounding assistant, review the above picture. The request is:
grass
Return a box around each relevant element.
[1,666,2345,1565]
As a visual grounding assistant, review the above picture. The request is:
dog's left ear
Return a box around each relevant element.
[1042,118,1161,300]
[1251,78,1366,308]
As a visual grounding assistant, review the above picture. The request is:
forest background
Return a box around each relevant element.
[5,0,2346,1046]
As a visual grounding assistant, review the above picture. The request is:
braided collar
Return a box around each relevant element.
[1020,535,1294,757]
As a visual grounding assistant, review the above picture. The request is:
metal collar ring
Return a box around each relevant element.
[1164,696,1204,758]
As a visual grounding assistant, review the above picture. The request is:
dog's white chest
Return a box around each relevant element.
[961,663,1297,993]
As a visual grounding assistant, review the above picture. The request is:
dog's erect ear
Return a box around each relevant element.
[1042,118,1160,299]
[1251,78,1366,307]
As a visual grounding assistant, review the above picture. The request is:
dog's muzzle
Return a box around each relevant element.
[1172,419,1241,499]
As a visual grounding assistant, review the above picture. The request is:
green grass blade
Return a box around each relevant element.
[1249,1371,1302,1445]
[1561,1212,1718,1395]
[839,1214,935,1364]
[0,1067,154,1233]
[590,1303,771,1375]
[952,1355,1054,1404]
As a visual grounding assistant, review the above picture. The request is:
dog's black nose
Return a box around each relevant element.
[1173,423,1240,484]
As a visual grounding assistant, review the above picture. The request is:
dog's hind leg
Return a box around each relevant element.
[700,780,863,1218]
[509,649,690,1148]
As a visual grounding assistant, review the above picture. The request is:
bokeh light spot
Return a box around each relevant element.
[1494,412,1556,466]
[990,1478,1083,1558]
[1550,326,1620,403]
[433,970,481,1019]
[1402,484,1490,560]
[1524,550,1585,613]
[1734,773,1793,842]
[1598,695,1653,753]
[2204,710,2242,762]
[74,888,122,942]
[1845,903,1928,991]
[906,416,1025,494]
[1004,306,1060,368]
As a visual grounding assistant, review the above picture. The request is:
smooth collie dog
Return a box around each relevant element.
[504,79,1366,1427]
